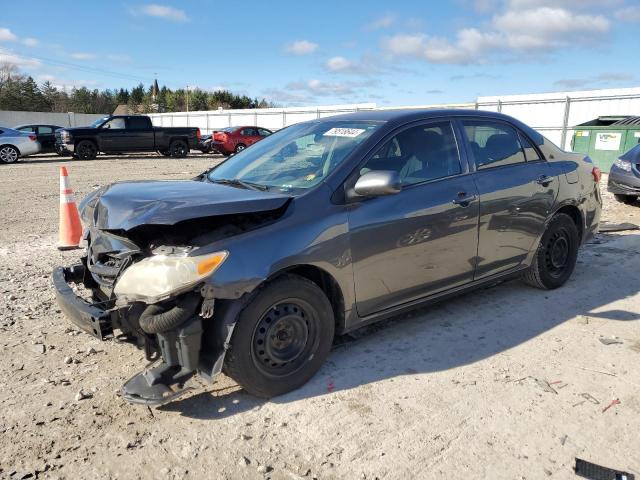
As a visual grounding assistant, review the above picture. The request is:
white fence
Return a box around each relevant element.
[477,87,640,150]
[3,87,639,152]
[147,104,377,134]
[0,111,105,128]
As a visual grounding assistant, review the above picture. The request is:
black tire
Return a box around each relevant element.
[0,145,19,163]
[75,140,98,160]
[169,140,188,158]
[234,143,246,153]
[614,194,637,205]
[224,274,335,398]
[522,213,579,290]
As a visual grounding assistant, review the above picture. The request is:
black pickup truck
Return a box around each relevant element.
[55,115,201,160]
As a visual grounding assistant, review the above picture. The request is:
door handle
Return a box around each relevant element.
[535,175,554,186]
[452,193,477,206]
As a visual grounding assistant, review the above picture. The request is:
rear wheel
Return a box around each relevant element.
[224,274,335,398]
[75,140,97,160]
[0,145,19,163]
[235,143,246,153]
[522,213,579,290]
[169,140,188,158]
[614,194,637,205]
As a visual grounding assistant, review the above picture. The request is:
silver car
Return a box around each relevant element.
[0,127,41,163]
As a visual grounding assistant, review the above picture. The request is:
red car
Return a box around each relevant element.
[211,126,272,155]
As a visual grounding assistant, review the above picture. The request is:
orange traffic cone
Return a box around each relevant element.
[57,165,83,250]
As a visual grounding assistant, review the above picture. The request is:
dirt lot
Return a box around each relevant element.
[1,153,639,480]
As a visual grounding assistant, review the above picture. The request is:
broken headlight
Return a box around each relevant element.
[113,250,228,303]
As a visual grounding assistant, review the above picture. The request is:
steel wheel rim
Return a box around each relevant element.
[251,300,317,377]
[0,147,18,163]
[545,228,570,277]
[79,143,95,159]
[236,145,245,152]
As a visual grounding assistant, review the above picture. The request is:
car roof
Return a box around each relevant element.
[325,108,515,123]
[14,124,64,128]
[322,108,544,144]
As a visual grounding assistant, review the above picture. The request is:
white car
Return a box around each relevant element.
[0,127,41,163]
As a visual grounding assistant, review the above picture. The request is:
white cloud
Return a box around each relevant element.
[135,4,189,22]
[0,27,17,42]
[554,72,635,89]
[21,37,39,47]
[381,5,610,64]
[615,5,640,22]
[365,13,396,30]
[70,52,96,60]
[325,56,352,72]
[0,51,42,69]
[284,40,318,55]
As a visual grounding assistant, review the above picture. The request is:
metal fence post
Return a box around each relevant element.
[282,111,286,128]
[317,109,320,119]
[228,113,232,127]
[497,100,502,113]
[206,113,210,133]
[560,96,571,150]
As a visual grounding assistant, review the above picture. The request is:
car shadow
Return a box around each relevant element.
[160,233,640,420]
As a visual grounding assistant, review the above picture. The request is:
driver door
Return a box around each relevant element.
[98,117,128,151]
[348,120,480,316]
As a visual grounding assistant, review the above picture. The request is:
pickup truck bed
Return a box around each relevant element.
[55,115,201,160]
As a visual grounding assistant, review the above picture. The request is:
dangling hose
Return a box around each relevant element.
[138,293,200,334]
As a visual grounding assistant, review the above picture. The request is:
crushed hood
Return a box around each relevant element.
[80,180,292,231]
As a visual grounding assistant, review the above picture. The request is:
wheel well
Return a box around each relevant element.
[0,143,20,154]
[75,138,97,147]
[555,205,583,241]
[274,265,345,333]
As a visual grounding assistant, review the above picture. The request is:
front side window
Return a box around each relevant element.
[103,118,126,130]
[463,120,526,169]
[208,121,381,194]
[361,121,462,186]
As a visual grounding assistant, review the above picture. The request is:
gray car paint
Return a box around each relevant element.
[79,109,602,336]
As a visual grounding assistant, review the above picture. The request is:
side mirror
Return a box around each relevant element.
[352,170,402,197]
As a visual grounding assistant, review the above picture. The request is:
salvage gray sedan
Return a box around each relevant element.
[0,127,41,163]
[53,109,602,405]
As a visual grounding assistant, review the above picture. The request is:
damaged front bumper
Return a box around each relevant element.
[52,262,237,406]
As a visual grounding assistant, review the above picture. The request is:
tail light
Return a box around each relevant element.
[591,167,602,183]
[196,128,201,141]
[28,134,37,141]
[214,132,227,142]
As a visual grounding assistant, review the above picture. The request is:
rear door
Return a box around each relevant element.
[348,119,480,316]
[126,116,154,150]
[461,118,559,279]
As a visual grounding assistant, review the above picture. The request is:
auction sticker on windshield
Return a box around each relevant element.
[323,127,366,137]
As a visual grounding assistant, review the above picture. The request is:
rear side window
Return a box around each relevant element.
[519,133,541,161]
[463,120,526,169]
[38,126,53,134]
[127,117,150,130]
[362,121,462,186]
[258,128,271,137]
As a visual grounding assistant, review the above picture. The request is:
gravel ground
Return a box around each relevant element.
[1,153,639,480]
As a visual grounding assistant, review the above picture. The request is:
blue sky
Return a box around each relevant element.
[1,0,639,107]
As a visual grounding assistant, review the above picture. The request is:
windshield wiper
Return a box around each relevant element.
[211,178,269,191]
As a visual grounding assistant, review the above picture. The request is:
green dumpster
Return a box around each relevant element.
[571,116,640,172]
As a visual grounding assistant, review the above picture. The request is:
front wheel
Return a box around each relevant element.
[614,194,637,205]
[0,145,19,163]
[75,140,97,160]
[522,213,579,290]
[224,274,335,398]
[169,140,188,158]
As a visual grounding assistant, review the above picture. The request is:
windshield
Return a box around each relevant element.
[89,117,109,128]
[207,120,380,194]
